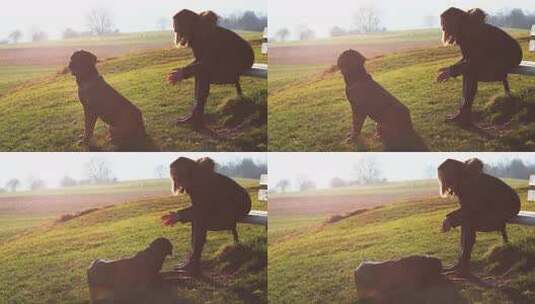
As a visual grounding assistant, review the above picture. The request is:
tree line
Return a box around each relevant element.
[0,158,117,193]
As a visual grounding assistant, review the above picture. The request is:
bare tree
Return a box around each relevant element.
[275,179,290,192]
[296,176,316,192]
[154,164,167,179]
[86,8,115,36]
[8,30,23,44]
[5,178,20,192]
[330,26,347,37]
[275,28,290,42]
[85,158,115,184]
[28,176,46,191]
[353,157,383,184]
[329,177,347,188]
[29,27,48,42]
[61,176,78,187]
[353,5,383,33]
[296,25,315,41]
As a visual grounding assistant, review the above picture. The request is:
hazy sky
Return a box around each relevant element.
[0,0,266,40]
[0,152,266,189]
[269,0,535,38]
[269,152,535,190]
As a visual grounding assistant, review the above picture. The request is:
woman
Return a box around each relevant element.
[167,10,255,129]
[438,158,520,276]
[162,157,251,275]
[436,7,522,126]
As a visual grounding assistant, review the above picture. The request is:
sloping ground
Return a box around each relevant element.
[268,35,535,151]
[0,185,267,303]
[268,189,535,304]
[0,33,267,152]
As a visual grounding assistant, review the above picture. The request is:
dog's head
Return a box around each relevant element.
[337,49,367,78]
[169,157,215,195]
[172,9,218,47]
[69,50,97,76]
[148,237,173,257]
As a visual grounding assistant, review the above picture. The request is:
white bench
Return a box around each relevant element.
[509,26,535,76]
[510,175,535,226]
[241,28,268,79]
[511,61,535,76]
[242,63,268,79]
[239,210,267,226]
[509,211,535,226]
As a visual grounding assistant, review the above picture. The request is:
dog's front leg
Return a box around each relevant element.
[81,108,98,147]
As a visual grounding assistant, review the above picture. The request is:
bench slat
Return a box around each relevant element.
[242,63,268,79]
[239,210,268,226]
[511,61,535,76]
[509,211,535,226]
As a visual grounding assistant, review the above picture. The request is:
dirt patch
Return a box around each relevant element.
[0,190,170,217]
[269,40,440,65]
[269,189,436,217]
[0,42,172,67]
[324,208,371,224]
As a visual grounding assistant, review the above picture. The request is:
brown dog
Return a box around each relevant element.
[163,157,252,275]
[69,50,147,151]
[87,238,173,304]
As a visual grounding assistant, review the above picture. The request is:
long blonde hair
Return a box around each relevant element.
[441,7,486,46]
[437,158,483,197]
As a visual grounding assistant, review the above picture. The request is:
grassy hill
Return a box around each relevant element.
[268,33,535,151]
[0,32,266,152]
[0,181,267,304]
[268,183,535,304]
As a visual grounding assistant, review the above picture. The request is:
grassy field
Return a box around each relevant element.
[0,31,267,152]
[268,180,535,304]
[0,179,267,304]
[268,32,535,151]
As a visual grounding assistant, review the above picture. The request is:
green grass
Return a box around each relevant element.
[0,181,267,304]
[268,35,535,151]
[268,185,535,304]
[0,66,56,94]
[0,32,267,152]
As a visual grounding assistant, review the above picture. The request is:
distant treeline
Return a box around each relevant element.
[485,159,535,180]
[219,11,267,32]
[216,158,267,180]
[488,9,535,30]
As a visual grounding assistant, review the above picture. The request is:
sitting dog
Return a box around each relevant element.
[87,238,173,304]
[337,49,428,152]
[354,255,443,303]
[69,50,147,151]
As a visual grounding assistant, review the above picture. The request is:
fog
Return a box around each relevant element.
[0,0,267,40]
[0,152,266,189]
[269,0,535,39]
[269,152,535,191]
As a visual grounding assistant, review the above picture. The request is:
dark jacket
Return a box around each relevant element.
[449,20,522,79]
[183,25,255,82]
[447,173,520,229]
[189,173,252,230]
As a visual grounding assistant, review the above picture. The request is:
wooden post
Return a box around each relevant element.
[529,175,535,202]
[262,27,268,55]
[530,25,535,53]
[258,174,268,202]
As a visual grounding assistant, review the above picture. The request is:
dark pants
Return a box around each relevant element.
[460,65,510,113]
[448,209,508,270]
[192,64,241,118]
[190,221,207,265]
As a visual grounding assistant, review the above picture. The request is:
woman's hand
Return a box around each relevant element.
[441,218,452,233]
[161,212,179,226]
[167,69,185,85]
[436,67,451,83]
